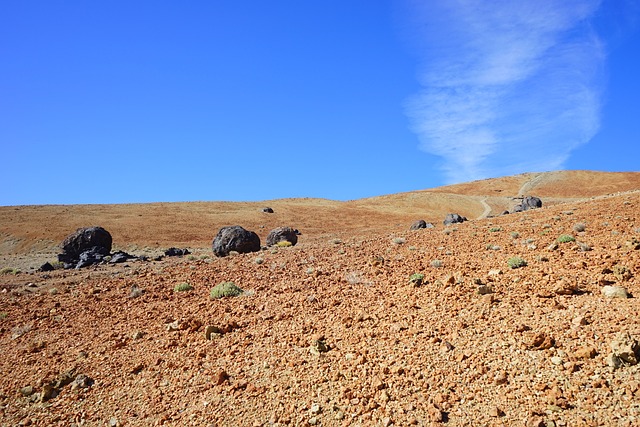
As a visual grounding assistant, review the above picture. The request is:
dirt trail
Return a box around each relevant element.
[477,197,492,219]
[517,172,546,196]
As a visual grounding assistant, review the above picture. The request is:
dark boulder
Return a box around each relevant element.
[37,262,55,272]
[212,226,261,257]
[266,226,299,247]
[262,207,274,213]
[164,247,191,257]
[513,196,542,213]
[75,246,110,269]
[59,227,112,263]
[410,220,427,230]
[410,220,435,230]
[443,213,467,226]
[110,251,136,263]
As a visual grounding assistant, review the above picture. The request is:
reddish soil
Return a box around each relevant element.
[1,170,639,426]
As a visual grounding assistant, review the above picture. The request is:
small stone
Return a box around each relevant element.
[573,346,597,360]
[489,406,504,417]
[108,417,119,427]
[608,331,639,368]
[382,417,393,427]
[601,285,629,299]
[527,332,555,350]
[205,325,222,340]
[310,403,322,415]
[481,293,494,305]
[426,404,443,422]
[334,410,345,420]
[213,369,229,385]
[551,356,563,365]
[488,269,503,276]
[20,386,34,397]
[477,284,493,295]
[494,371,508,385]
[308,416,318,425]
[572,316,588,326]
[166,320,180,332]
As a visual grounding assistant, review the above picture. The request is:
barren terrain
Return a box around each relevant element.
[1,170,639,426]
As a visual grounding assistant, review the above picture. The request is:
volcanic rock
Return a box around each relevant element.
[164,248,191,257]
[58,226,112,265]
[266,226,299,247]
[212,226,261,257]
[513,196,542,212]
[443,213,467,225]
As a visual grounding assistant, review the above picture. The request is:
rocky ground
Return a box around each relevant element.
[1,185,640,426]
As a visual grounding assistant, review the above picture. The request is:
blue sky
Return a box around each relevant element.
[2,1,639,206]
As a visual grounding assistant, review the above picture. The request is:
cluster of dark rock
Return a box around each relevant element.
[410,220,435,230]
[44,226,138,270]
[212,225,300,257]
[512,196,542,213]
[443,213,468,226]
[164,247,191,257]
[50,195,544,269]
[409,196,543,229]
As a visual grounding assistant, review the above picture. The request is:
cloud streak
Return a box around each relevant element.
[404,0,605,183]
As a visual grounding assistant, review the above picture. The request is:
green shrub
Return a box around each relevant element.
[489,227,501,232]
[507,256,527,269]
[392,237,406,245]
[0,312,7,320]
[409,273,425,286]
[174,282,193,292]
[210,282,244,299]
[510,231,520,239]
[430,260,443,268]
[0,267,19,275]
[557,234,575,243]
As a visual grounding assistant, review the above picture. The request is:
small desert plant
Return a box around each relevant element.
[507,256,527,269]
[49,261,65,270]
[489,227,502,232]
[486,244,501,251]
[557,234,576,243]
[0,312,7,320]
[510,231,520,239]
[276,241,293,247]
[392,237,406,245]
[577,241,592,252]
[430,259,443,268]
[573,223,586,233]
[254,257,264,265]
[409,273,425,286]
[129,284,145,298]
[329,238,342,245]
[210,282,243,299]
[0,267,19,275]
[174,282,193,292]
[186,255,197,261]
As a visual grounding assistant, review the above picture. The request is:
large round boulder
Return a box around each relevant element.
[266,226,299,247]
[59,226,112,262]
[212,226,261,257]
[443,213,467,226]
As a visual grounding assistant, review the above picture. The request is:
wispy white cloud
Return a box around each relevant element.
[403,0,605,183]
